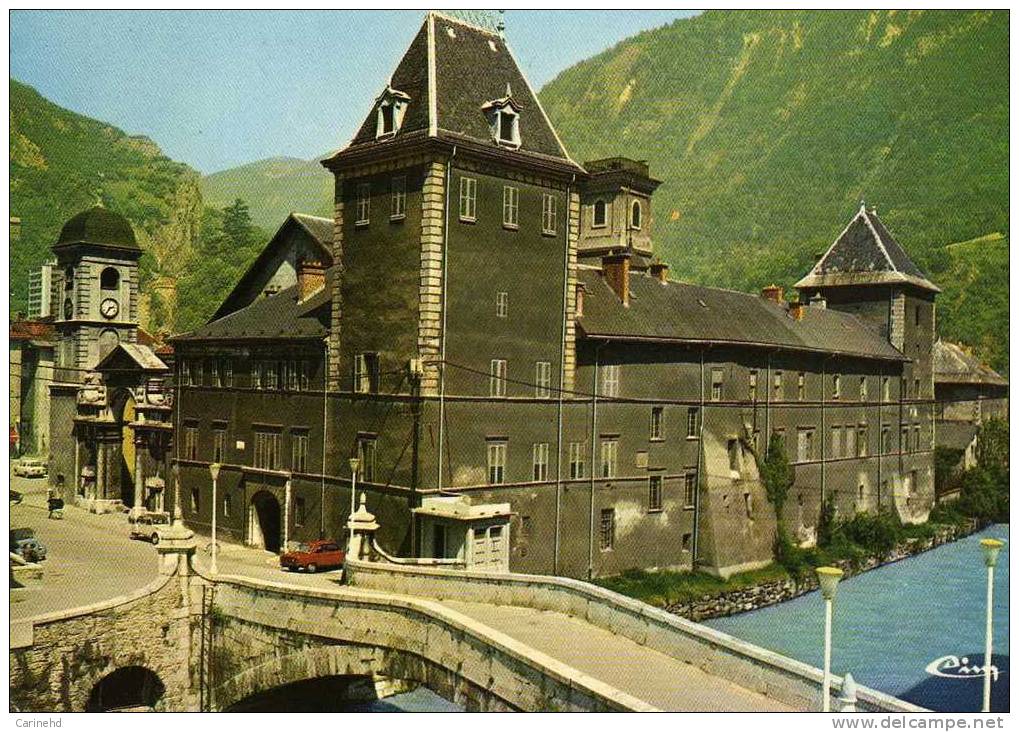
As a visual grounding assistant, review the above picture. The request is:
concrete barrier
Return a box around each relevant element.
[346,558,924,713]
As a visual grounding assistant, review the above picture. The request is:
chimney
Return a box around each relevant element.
[649,260,669,284]
[602,252,631,306]
[809,293,827,309]
[761,284,784,304]
[297,258,326,302]
[789,300,805,321]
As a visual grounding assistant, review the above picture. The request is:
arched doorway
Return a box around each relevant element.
[86,666,165,711]
[117,393,137,506]
[248,490,281,553]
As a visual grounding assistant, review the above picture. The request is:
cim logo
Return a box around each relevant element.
[925,655,1002,682]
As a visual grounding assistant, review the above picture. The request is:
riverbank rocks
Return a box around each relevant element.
[667,521,983,621]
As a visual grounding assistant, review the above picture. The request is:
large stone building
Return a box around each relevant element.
[169,12,939,579]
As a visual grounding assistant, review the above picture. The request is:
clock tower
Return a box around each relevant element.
[51,206,141,380]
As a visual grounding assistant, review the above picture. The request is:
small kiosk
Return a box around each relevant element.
[414,496,512,572]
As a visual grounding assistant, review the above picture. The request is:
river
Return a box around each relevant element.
[704,524,1009,712]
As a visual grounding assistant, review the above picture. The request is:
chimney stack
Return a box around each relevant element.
[602,252,631,306]
[297,258,326,302]
[649,260,669,284]
[789,300,805,321]
[761,284,784,304]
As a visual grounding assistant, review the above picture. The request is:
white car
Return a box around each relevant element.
[128,513,170,543]
[13,458,47,478]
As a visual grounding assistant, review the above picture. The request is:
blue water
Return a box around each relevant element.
[705,525,1009,712]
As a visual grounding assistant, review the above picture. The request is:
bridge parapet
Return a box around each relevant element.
[345,557,924,713]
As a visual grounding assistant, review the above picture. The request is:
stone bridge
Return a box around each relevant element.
[10,520,923,713]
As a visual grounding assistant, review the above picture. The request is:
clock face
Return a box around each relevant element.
[63,298,73,319]
[100,298,120,320]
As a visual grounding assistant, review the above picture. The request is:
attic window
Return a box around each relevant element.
[380,104,395,135]
[497,109,518,145]
[374,88,410,139]
[592,199,607,228]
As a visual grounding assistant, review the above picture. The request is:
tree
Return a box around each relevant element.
[758,432,794,518]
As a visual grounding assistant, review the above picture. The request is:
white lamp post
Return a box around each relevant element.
[348,457,361,524]
[209,462,221,574]
[980,538,1003,713]
[816,565,844,712]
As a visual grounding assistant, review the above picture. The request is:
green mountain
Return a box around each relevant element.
[10,78,204,330]
[201,155,333,231]
[539,9,1008,371]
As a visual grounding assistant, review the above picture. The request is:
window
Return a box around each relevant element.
[599,439,618,478]
[630,200,642,230]
[568,442,585,479]
[881,425,892,454]
[882,376,891,402]
[490,359,507,397]
[181,360,193,387]
[354,352,379,394]
[184,424,198,461]
[542,193,557,235]
[797,429,814,463]
[213,426,226,463]
[502,186,519,228]
[250,361,263,390]
[534,361,552,399]
[390,176,406,219]
[845,425,857,458]
[532,442,549,482]
[686,408,699,438]
[355,182,370,225]
[711,368,724,401]
[497,109,519,145]
[222,492,232,518]
[459,177,477,222]
[379,103,396,136]
[599,508,615,551]
[650,406,664,441]
[859,377,868,401]
[592,199,607,228]
[684,472,697,509]
[682,533,692,552]
[294,496,306,527]
[749,370,758,402]
[600,364,620,398]
[831,426,841,459]
[253,430,281,470]
[915,305,921,326]
[648,475,663,512]
[520,515,533,539]
[857,425,868,457]
[901,425,910,453]
[284,360,301,391]
[357,436,377,483]
[913,378,920,398]
[208,360,220,388]
[100,267,120,291]
[292,429,309,473]
[774,371,784,400]
[797,372,806,401]
[487,441,507,484]
[914,425,922,453]
[495,291,508,318]
[833,374,841,400]
[263,361,279,391]
[190,488,199,514]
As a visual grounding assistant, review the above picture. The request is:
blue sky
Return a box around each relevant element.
[10,10,698,174]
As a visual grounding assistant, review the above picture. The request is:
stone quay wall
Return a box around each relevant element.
[667,520,985,622]
[345,557,923,713]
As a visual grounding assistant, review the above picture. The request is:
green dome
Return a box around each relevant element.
[55,206,139,251]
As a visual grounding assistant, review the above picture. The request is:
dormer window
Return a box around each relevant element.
[374,86,410,139]
[482,92,522,149]
[592,199,607,228]
[630,200,642,230]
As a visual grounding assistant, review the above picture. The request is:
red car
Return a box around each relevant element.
[279,540,345,573]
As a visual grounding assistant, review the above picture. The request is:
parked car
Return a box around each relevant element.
[13,458,47,478]
[279,540,345,573]
[10,527,46,562]
[128,513,170,544]
[10,489,22,504]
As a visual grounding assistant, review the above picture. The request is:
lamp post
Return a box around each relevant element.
[348,456,361,523]
[209,462,221,574]
[980,538,1003,713]
[816,565,844,712]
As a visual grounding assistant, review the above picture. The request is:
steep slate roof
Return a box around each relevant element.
[795,204,939,293]
[173,273,331,343]
[334,11,580,171]
[933,340,1008,387]
[209,213,333,322]
[578,268,906,362]
[54,206,140,252]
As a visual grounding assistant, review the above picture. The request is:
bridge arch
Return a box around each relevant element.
[86,666,165,712]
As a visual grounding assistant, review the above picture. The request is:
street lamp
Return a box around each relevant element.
[816,565,844,712]
[980,538,1004,713]
[209,462,221,574]
[348,457,361,520]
